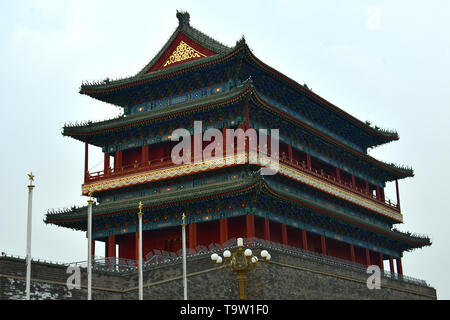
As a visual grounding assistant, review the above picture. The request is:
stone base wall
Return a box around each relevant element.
[0,249,436,300]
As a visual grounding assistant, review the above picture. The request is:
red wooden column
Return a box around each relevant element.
[104,153,110,175]
[287,145,293,162]
[376,186,381,200]
[104,239,108,257]
[336,168,341,182]
[281,224,288,246]
[84,141,89,183]
[219,218,228,247]
[301,230,308,251]
[141,145,149,166]
[389,256,395,273]
[350,244,356,263]
[380,188,385,202]
[264,218,270,241]
[379,252,384,270]
[246,215,255,239]
[351,174,356,188]
[396,258,403,275]
[365,248,371,266]
[320,235,327,255]
[395,179,401,210]
[188,223,197,251]
[107,235,116,258]
[115,150,123,171]
[306,154,312,170]
[365,181,369,194]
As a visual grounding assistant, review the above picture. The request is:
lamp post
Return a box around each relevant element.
[137,201,144,300]
[182,213,187,300]
[25,172,35,300]
[211,237,271,300]
[87,189,93,300]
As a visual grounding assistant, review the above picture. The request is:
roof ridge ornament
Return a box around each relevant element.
[236,35,246,47]
[176,10,190,26]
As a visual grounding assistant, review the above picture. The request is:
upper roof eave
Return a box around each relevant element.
[240,45,400,145]
[64,80,252,141]
[79,13,235,100]
[79,51,231,95]
[80,42,399,150]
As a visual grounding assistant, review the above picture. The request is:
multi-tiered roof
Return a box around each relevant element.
[46,11,430,263]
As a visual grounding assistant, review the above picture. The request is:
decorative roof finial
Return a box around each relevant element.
[176,10,190,26]
[236,35,246,47]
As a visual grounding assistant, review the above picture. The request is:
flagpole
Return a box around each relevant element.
[87,189,93,300]
[182,213,187,300]
[137,201,144,300]
[25,172,35,300]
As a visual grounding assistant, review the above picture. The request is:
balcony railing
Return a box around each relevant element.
[85,150,399,212]
[87,155,174,182]
[276,153,399,212]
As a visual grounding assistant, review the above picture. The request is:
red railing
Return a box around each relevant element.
[277,153,400,212]
[87,155,174,182]
[85,151,400,212]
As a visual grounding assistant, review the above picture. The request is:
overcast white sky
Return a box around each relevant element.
[0,0,449,299]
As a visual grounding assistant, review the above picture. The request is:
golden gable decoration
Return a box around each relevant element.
[163,41,207,68]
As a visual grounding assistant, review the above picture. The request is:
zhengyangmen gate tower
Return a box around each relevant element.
[44,11,434,299]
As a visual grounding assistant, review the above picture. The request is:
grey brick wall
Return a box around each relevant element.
[0,249,436,300]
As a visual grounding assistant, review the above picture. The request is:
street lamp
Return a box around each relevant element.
[87,189,94,300]
[211,237,271,300]
[181,213,187,300]
[25,172,35,300]
[137,201,144,300]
